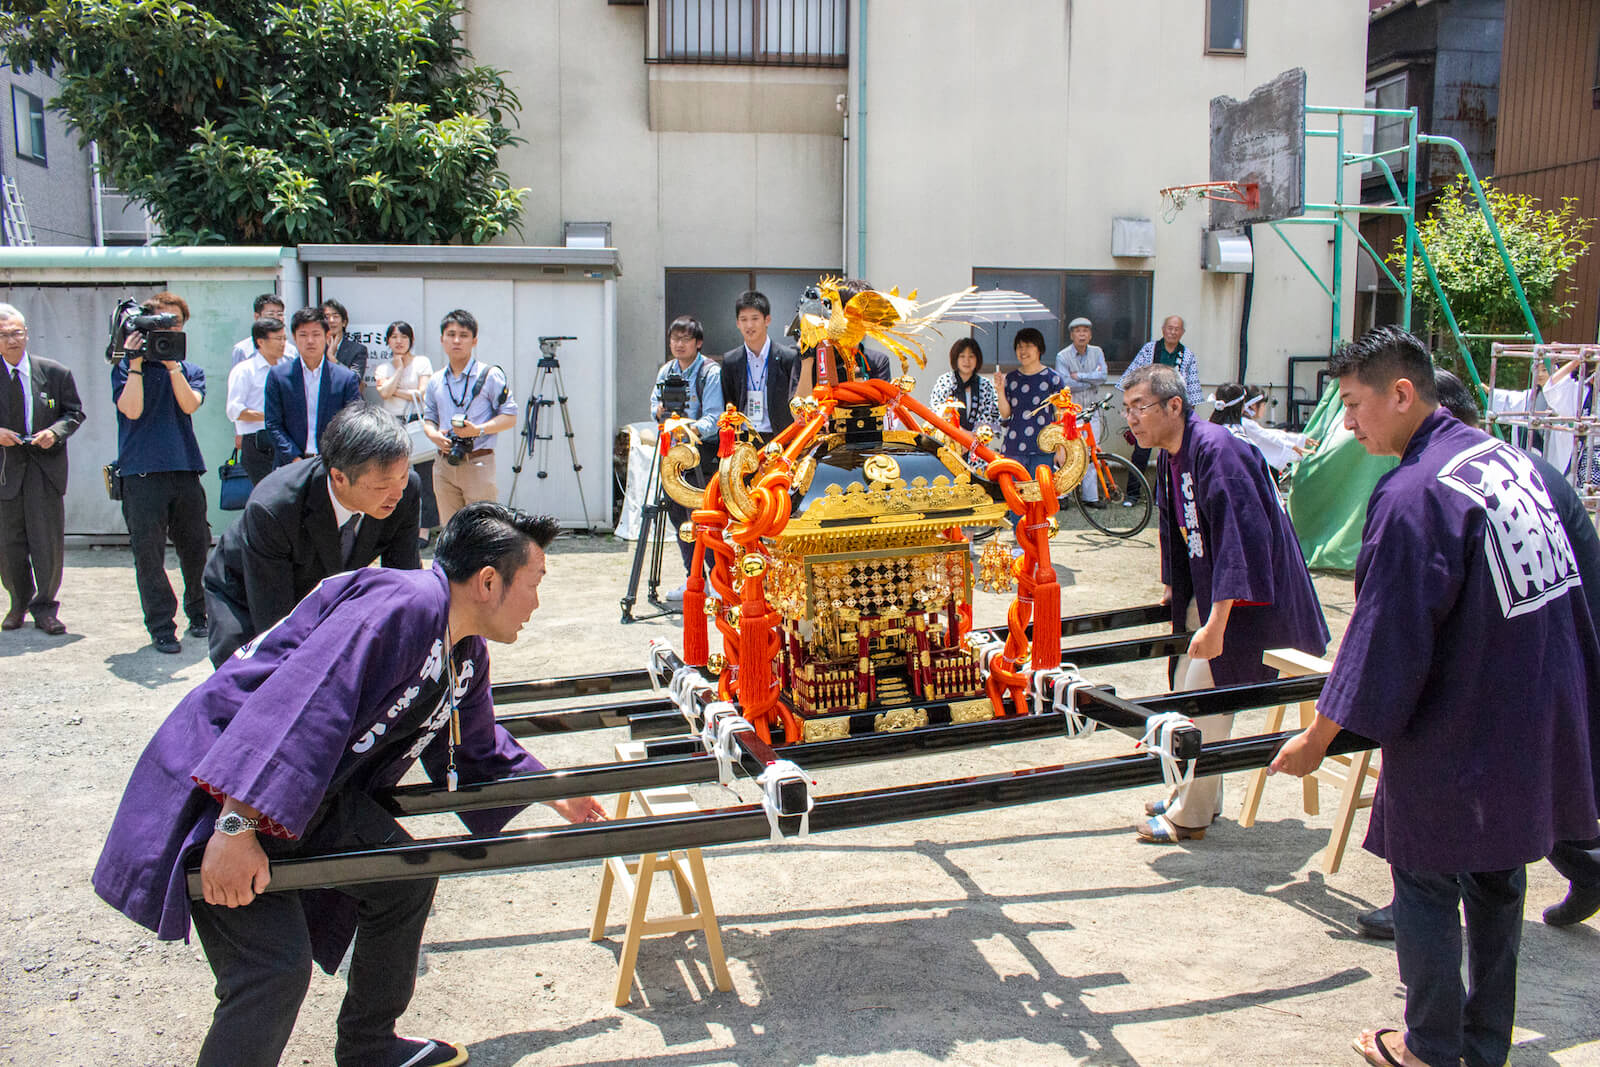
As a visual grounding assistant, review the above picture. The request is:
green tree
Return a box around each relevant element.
[0,0,529,244]
[1388,176,1592,385]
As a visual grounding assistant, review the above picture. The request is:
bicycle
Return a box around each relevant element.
[1066,395,1151,537]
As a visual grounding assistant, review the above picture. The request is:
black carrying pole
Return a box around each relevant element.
[383,674,1327,817]
[193,721,1373,898]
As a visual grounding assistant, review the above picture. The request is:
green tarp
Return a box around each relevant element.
[1285,381,1397,573]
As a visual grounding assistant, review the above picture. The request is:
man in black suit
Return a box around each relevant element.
[320,297,370,388]
[789,279,894,397]
[264,307,362,468]
[202,403,422,666]
[0,303,85,635]
[720,290,796,444]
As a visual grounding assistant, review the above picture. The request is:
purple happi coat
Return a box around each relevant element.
[1319,409,1600,872]
[1157,414,1330,685]
[92,563,544,967]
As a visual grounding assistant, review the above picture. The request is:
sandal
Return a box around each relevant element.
[1135,814,1206,843]
[1143,797,1170,817]
[1352,1028,1426,1067]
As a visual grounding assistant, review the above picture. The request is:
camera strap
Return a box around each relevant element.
[445,362,508,414]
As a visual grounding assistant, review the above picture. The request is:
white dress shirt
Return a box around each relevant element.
[301,357,325,455]
[743,337,772,433]
[231,337,298,367]
[225,353,274,436]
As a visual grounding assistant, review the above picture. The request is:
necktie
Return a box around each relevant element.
[1,365,23,435]
[339,514,362,566]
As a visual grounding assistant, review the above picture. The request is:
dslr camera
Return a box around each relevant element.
[106,298,186,364]
[443,414,473,465]
[657,371,691,418]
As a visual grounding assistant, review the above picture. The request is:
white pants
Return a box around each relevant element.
[1161,602,1233,827]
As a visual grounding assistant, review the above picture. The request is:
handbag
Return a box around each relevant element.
[402,398,436,465]
[218,448,253,510]
[102,461,122,502]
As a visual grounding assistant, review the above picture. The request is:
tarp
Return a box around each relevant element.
[1285,381,1398,572]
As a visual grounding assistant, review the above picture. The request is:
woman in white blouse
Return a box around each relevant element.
[372,321,440,544]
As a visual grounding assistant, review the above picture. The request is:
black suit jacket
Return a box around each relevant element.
[789,344,893,396]
[262,357,363,466]
[0,354,84,500]
[721,339,797,435]
[202,456,422,664]
[330,335,370,385]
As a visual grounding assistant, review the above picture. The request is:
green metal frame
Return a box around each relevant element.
[1265,104,1544,398]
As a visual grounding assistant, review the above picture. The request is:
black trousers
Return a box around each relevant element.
[188,795,438,1067]
[241,430,276,485]
[0,460,65,617]
[120,470,211,640]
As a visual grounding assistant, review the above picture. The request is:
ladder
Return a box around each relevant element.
[1,177,36,246]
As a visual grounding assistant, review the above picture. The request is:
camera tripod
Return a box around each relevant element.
[509,336,594,531]
[619,426,685,624]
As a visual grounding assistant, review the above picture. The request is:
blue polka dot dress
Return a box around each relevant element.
[1003,367,1065,463]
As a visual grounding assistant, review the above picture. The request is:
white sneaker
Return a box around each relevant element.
[664,582,687,603]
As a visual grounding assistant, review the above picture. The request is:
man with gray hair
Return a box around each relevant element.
[0,302,84,635]
[202,403,422,666]
[1119,315,1203,505]
[1123,363,1327,843]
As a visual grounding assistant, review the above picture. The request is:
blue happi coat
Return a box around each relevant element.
[1157,414,1330,685]
[1319,409,1600,872]
[92,564,544,968]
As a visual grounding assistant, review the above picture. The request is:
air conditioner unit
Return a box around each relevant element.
[1111,217,1155,258]
[1203,229,1253,273]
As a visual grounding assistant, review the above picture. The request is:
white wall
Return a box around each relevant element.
[467,0,1367,421]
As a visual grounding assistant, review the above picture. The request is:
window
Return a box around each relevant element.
[971,269,1154,372]
[657,0,848,67]
[664,268,840,358]
[1206,0,1246,55]
[1363,72,1411,180]
[12,87,46,165]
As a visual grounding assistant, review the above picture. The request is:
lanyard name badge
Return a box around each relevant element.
[746,351,767,427]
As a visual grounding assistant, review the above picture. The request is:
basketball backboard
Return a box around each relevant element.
[1208,67,1306,229]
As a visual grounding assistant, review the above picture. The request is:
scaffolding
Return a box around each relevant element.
[1485,343,1600,517]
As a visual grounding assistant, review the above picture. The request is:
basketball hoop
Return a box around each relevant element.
[1158,180,1261,223]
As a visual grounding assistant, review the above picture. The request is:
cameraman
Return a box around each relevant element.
[421,309,517,526]
[650,315,722,600]
[112,291,211,655]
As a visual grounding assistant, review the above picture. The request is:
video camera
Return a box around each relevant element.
[658,370,691,417]
[106,298,186,364]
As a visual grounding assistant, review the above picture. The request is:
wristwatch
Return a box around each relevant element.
[215,811,261,836]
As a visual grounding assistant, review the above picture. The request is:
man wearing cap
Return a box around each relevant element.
[1056,318,1108,505]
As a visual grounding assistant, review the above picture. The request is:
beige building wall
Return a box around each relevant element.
[467,0,1367,425]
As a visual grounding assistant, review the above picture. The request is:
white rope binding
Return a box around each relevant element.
[755,759,816,842]
[970,635,1008,680]
[646,638,675,695]
[666,664,717,727]
[1136,711,1198,792]
[699,701,755,786]
[1026,665,1097,739]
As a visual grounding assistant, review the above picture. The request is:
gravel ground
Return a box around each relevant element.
[2,516,1597,1067]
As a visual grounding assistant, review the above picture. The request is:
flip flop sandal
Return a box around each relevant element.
[1351,1028,1410,1067]
[1135,814,1206,843]
[1144,798,1170,817]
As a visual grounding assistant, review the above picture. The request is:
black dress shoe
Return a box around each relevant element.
[34,615,66,636]
[2,608,24,631]
[1357,904,1395,940]
[187,618,208,638]
[1543,884,1600,927]
[152,635,182,654]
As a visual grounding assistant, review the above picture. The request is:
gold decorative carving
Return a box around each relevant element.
[862,454,902,484]
[874,707,929,733]
[948,698,994,724]
[718,441,762,522]
[1035,430,1089,495]
[802,716,852,743]
[660,442,707,508]
[793,454,818,496]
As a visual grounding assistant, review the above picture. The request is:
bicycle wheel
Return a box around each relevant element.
[1075,452,1152,537]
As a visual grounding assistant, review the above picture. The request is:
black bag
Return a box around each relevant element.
[102,462,122,502]
[218,449,252,510]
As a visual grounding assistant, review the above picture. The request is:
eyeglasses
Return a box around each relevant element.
[0,329,25,340]
[1121,399,1165,420]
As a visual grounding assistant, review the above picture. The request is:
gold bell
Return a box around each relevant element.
[678,521,696,543]
[707,653,729,674]
[740,554,769,578]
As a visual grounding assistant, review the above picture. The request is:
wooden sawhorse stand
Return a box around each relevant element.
[590,741,733,1006]
[1237,647,1381,875]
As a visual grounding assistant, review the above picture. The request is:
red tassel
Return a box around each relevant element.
[1032,578,1060,670]
[683,588,709,665]
[719,424,735,458]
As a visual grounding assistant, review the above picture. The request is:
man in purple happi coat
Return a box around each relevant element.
[1273,327,1600,1067]
[1124,364,1329,844]
[93,503,606,1067]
